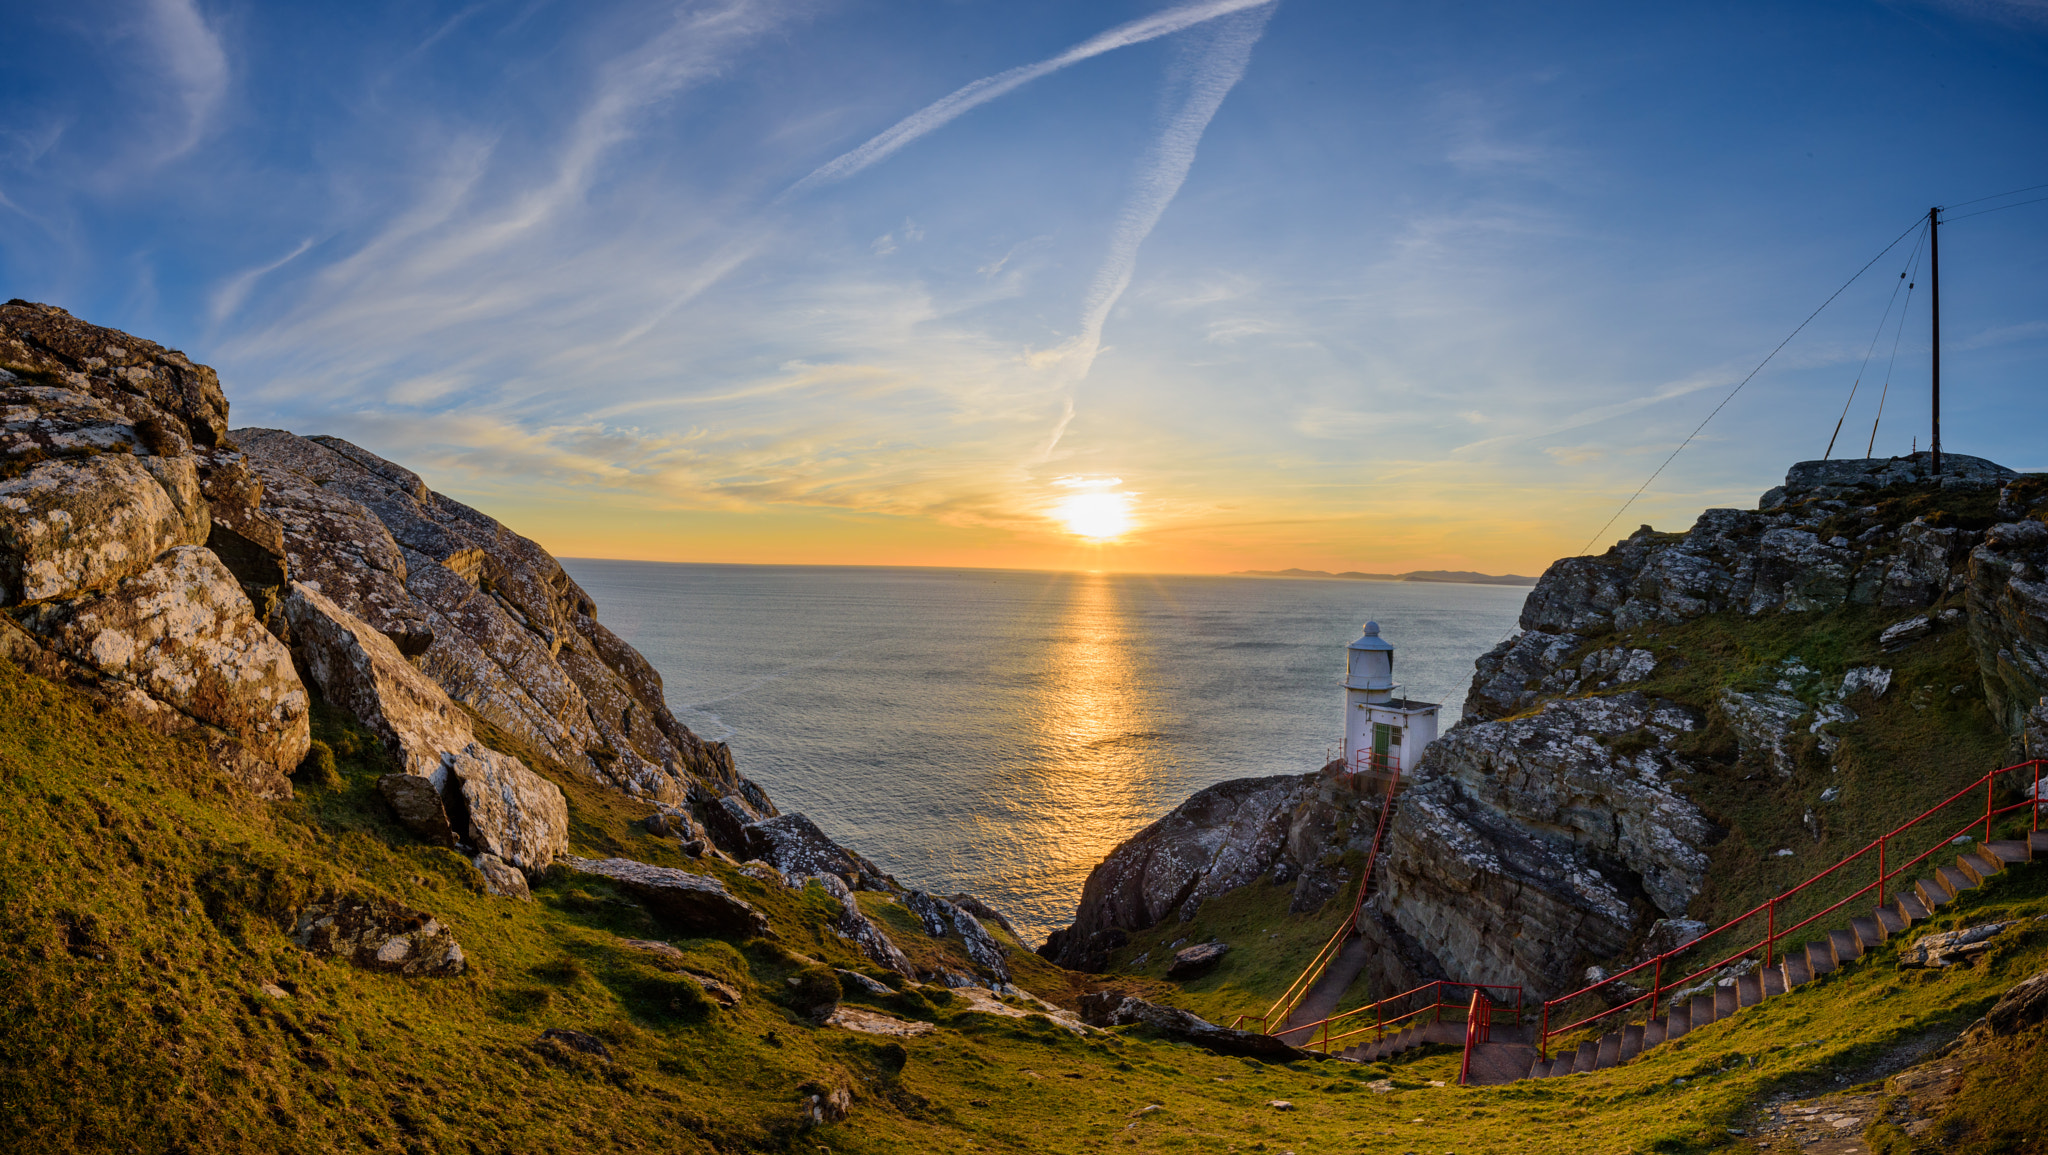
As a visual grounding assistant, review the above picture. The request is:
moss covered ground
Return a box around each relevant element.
[4,646,2046,1152]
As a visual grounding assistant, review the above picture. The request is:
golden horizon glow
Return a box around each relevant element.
[1055,492,1134,541]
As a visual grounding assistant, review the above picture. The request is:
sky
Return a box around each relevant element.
[2,0,2046,575]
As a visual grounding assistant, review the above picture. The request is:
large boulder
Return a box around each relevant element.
[0,433,209,605]
[284,583,567,872]
[1,301,232,449]
[1075,993,1306,1059]
[291,897,466,976]
[558,856,770,938]
[19,545,309,795]
[805,871,915,977]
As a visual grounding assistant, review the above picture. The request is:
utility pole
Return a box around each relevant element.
[1929,205,1941,475]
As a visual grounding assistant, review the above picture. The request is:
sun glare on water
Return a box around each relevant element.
[1057,492,1133,540]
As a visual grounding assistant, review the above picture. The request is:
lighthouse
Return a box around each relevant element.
[1342,621,1438,778]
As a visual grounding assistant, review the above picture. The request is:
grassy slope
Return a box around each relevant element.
[4,649,2044,1153]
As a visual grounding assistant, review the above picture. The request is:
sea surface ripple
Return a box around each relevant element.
[562,562,1527,945]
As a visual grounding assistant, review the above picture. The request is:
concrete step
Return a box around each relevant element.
[1782,952,1812,987]
[1737,972,1764,1008]
[1714,983,1739,1019]
[1619,1024,1645,1061]
[1594,1032,1623,1070]
[1898,891,1932,921]
[1829,927,1862,964]
[1547,1056,1575,1078]
[1643,1017,1668,1048]
[1988,839,2032,866]
[1572,1041,1598,1074]
[1806,940,1837,977]
[1665,1002,1692,1040]
[1936,863,1977,897]
[2029,831,2048,855]
[1958,850,2002,885]
[1875,905,1910,935]
[1690,993,1716,1029]
[1851,915,1885,949]
[1763,967,1788,998]
[1915,876,1952,910]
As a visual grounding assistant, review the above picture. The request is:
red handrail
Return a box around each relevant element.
[1234,758,1405,1034]
[1457,990,1492,1085]
[1537,758,2043,1059]
[1285,979,1523,1055]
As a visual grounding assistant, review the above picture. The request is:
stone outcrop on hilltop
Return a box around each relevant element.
[1051,452,2048,1001]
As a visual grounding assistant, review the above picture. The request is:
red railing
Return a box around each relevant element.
[1458,989,1493,1085]
[1231,758,1404,1035]
[1537,758,2044,1061]
[1349,749,1402,777]
[1280,978,1523,1056]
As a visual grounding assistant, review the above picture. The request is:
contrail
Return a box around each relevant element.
[780,0,1277,201]
[1036,3,1277,460]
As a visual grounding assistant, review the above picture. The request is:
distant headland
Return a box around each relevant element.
[1231,567,1539,587]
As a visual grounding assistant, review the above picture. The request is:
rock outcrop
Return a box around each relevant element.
[286,583,569,872]
[1042,767,1384,970]
[290,897,467,976]
[559,856,771,938]
[234,428,762,823]
[1075,992,1305,1059]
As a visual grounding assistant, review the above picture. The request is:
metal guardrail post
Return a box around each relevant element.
[1878,836,1886,907]
[1765,895,1776,969]
[1648,956,1662,1025]
[1988,774,1997,843]
[1538,1002,1549,1062]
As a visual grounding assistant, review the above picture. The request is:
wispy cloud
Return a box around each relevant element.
[141,0,228,162]
[780,0,1277,200]
[1034,3,1278,459]
[208,237,313,325]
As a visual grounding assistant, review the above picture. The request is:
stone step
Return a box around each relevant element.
[1690,993,1716,1029]
[1737,972,1764,1008]
[1572,1040,1598,1074]
[1829,927,1862,964]
[1643,1017,1668,1048]
[1714,983,1739,1019]
[1958,850,2002,885]
[1594,1032,1623,1070]
[1547,1055,1574,1078]
[1897,891,1932,922]
[1806,940,1837,977]
[1936,863,1977,898]
[2029,831,2048,854]
[1875,904,1910,935]
[1618,1024,1645,1061]
[1915,876,1952,910]
[1988,839,2032,866]
[1851,915,1885,949]
[1782,952,1812,988]
[1665,1002,1692,1040]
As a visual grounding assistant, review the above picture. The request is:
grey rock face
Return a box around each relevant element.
[559,856,770,938]
[1043,768,1388,969]
[285,583,568,872]
[744,812,891,890]
[21,545,310,795]
[801,871,915,976]
[0,447,209,606]
[291,897,466,976]
[474,853,532,900]
[1361,692,1710,997]
[236,428,751,810]
[1965,517,2048,742]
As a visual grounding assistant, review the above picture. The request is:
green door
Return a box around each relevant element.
[1373,723,1402,767]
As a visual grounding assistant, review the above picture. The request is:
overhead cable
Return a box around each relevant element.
[1573,216,1925,559]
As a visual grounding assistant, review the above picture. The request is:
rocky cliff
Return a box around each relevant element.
[1050,452,2048,1002]
[0,300,1040,997]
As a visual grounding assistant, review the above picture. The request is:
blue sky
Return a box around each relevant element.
[3,0,2045,573]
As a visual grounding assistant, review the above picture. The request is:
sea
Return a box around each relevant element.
[559,562,1529,945]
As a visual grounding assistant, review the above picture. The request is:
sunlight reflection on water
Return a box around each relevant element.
[563,562,1526,944]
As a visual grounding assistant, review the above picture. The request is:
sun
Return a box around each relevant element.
[1056,492,1132,540]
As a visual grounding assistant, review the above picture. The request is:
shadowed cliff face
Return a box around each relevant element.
[1053,453,2048,1002]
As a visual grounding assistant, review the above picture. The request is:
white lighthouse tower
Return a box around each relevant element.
[1342,621,1438,778]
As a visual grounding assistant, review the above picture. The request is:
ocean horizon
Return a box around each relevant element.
[563,560,1528,944]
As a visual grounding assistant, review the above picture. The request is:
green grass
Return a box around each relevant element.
[3,647,2045,1153]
